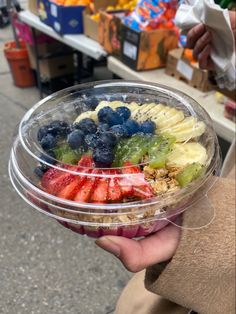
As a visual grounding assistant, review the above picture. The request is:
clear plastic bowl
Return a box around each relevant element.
[9,81,221,238]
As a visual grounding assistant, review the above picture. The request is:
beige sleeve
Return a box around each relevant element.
[145,178,236,314]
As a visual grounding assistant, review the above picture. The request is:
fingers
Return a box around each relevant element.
[187,24,206,49]
[198,44,215,70]
[193,31,212,60]
[96,223,181,273]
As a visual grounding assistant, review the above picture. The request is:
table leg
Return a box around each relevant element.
[31,27,43,99]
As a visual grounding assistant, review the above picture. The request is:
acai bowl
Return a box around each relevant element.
[9,81,221,238]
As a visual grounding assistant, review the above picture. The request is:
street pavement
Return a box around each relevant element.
[0,26,131,314]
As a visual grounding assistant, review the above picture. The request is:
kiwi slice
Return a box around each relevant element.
[148,135,176,168]
[176,163,205,187]
[53,144,82,164]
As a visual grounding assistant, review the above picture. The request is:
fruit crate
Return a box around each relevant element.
[165,48,212,92]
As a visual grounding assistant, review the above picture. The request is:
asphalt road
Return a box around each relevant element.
[0,27,130,314]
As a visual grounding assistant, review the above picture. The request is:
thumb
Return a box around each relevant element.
[96,224,181,272]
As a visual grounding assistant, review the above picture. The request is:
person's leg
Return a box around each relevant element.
[115,270,189,314]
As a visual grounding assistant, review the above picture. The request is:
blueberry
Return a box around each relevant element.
[74,118,97,135]
[34,166,47,178]
[67,129,85,150]
[37,125,49,142]
[40,151,56,165]
[110,125,128,138]
[85,134,99,150]
[116,106,131,122]
[97,106,114,123]
[97,123,110,133]
[96,132,117,149]
[40,134,57,150]
[48,120,70,137]
[124,119,140,136]
[106,111,123,127]
[140,120,156,134]
[93,148,114,168]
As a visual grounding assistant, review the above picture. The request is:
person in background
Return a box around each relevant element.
[95,10,236,314]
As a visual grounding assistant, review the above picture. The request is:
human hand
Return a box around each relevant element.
[95,223,181,272]
[186,24,214,70]
[186,11,236,71]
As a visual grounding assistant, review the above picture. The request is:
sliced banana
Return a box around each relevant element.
[153,107,185,129]
[160,116,197,133]
[167,142,208,167]
[74,110,98,123]
[132,103,157,121]
[170,121,206,142]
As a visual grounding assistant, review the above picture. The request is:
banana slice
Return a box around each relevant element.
[153,107,185,129]
[167,142,208,167]
[160,116,197,133]
[132,103,157,121]
[170,121,206,142]
[95,100,125,112]
[74,110,98,123]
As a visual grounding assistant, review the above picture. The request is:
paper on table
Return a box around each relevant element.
[175,0,236,90]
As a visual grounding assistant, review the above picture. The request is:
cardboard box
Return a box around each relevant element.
[83,0,117,42]
[121,25,178,71]
[28,0,38,15]
[49,2,86,34]
[83,9,99,41]
[26,42,74,79]
[38,0,53,26]
[165,48,212,92]
[99,10,126,57]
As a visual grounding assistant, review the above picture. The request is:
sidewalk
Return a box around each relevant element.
[0,26,130,314]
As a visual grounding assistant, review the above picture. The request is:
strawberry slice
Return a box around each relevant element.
[133,184,154,199]
[73,176,97,202]
[121,161,154,200]
[91,169,110,203]
[108,177,122,201]
[41,165,78,196]
[78,155,94,168]
[57,177,82,200]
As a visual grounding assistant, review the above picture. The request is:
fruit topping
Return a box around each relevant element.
[67,129,85,150]
[110,124,128,138]
[97,106,114,123]
[123,119,140,136]
[93,147,114,168]
[176,163,204,187]
[139,120,156,134]
[74,118,97,135]
[40,134,57,151]
[106,111,123,127]
[116,106,131,122]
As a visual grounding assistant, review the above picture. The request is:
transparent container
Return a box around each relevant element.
[9,81,221,238]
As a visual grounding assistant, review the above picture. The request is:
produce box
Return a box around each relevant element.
[26,41,74,79]
[121,24,178,71]
[165,48,212,92]
[98,10,126,57]
[83,0,123,42]
[49,2,86,34]
[38,0,54,26]
[28,0,38,15]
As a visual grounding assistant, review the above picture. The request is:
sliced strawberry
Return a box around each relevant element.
[133,184,154,199]
[74,177,97,202]
[90,177,109,203]
[78,155,94,168]
[41,165,78,195]
[57,177,82,200]
[122,162,141,174]
[108,177,122,201]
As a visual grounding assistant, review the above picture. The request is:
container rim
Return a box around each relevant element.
[18,80,214,171]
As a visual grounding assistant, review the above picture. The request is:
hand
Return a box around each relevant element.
[186,24,214,70]
[186,11,236,71]
[95,223,181,273]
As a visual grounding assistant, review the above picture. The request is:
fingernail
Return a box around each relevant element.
[96,237,121,257]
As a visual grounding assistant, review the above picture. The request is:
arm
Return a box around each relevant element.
[96,177,235,314]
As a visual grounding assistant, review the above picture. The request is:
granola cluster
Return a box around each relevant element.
[144,165,182,194]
